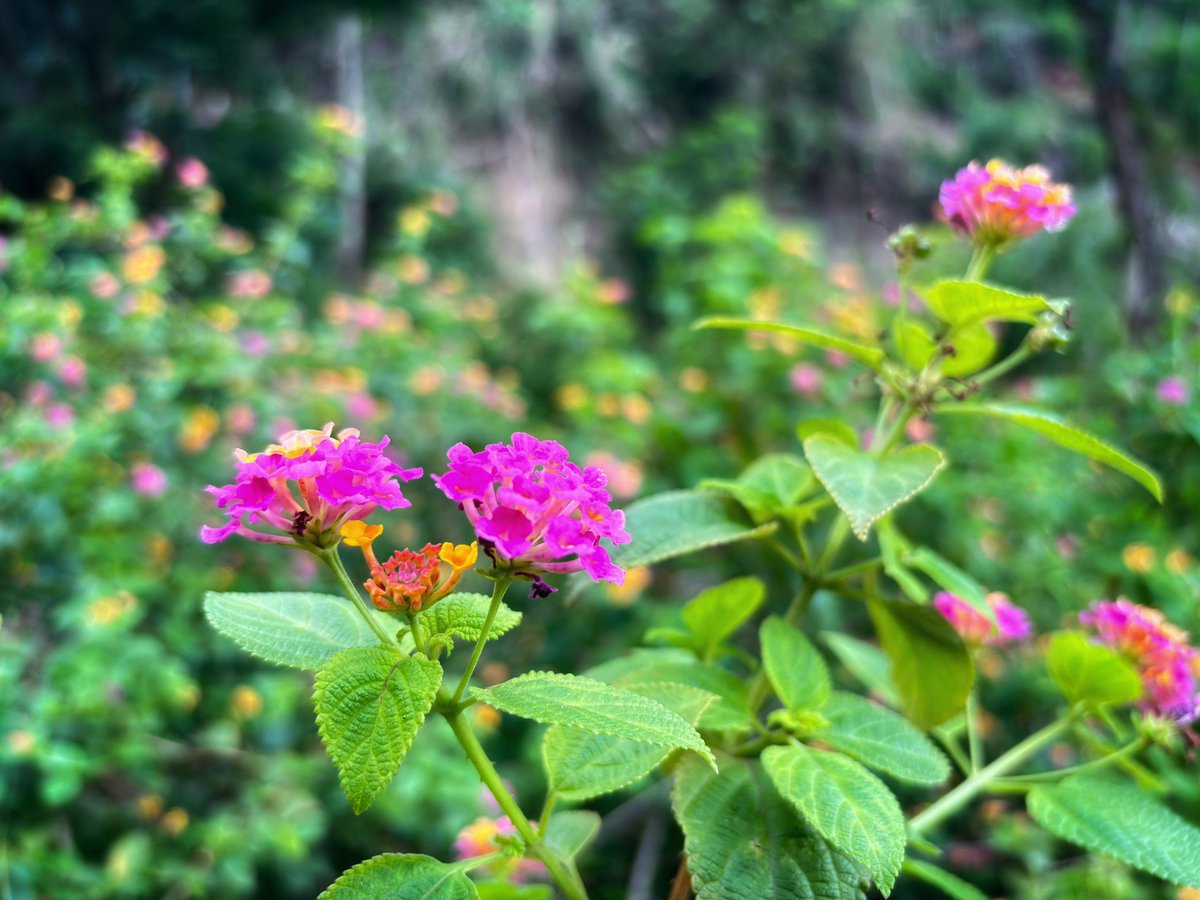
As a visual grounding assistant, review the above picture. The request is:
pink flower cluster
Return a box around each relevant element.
[454,816,544,882]
[939,159,1076,247]
[434,433,631,589]
[1080,599,1200,723]
[200,423,421,546]
[933,591,1032,646]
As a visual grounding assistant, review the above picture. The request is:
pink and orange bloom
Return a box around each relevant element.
[340,520,478,613]
[934,591,1032,646]
[454,816,545,882]
[939,160,1076,247]
[200,423,421,547]
[433,433,631,591]
[1080,599,1200,723]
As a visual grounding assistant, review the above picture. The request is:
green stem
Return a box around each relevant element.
[970,342,1033,388]
[822,557,883,583]
[320,548,397,648]
[444,708,587,900]
[965,692,984,773]
[964,244,996,282]
[539,791,559,833]
[451,573,513,705]
[909,716,1072,834]
[933,729,972,776]
[993,737,1148,785]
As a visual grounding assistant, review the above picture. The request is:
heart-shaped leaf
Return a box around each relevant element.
[803,436,946,540]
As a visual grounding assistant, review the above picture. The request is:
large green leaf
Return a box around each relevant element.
[804,436,946,540]
[419,593,522,652]
[867,600,973,729]
[922,280,1058,326]
[204,591,391,670]
[612,490,777,567]
[695,316,885,369]
[587,650,753,731]
[761,617,830,712]
[701,453,815,522]
[319,853,478,899]
[542,683,718,801]
[817,692,949,785]
[314,648,442,814]
[900,860,988,900]
[935,403,1162,501]
[821,634,900,707]
[903,547,996,626]
[895,320,996,378]
[1045,631,1142,707]
[1028,776,1200,888]
[474,672,715,766]
[682,577,766,660]
[542,810,601,861]
[672,755,870,900]
[763,743,906,895]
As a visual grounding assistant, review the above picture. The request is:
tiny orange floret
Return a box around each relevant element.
[440,541,479,571]
[340,520,384,547]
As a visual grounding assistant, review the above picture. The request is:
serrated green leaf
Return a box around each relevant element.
[475,672,715,767]
[797,418,859,447]
[419,593,521,652]
[821,634,900,707]
[900,859,988,900]
[923,280,1056,326]
[763,743,906,895]
[543,683,718,801]
[897,318,997,378]
[474,885,551,900]
[672,755,870,900]
[817,692,949,785]
[682,577,766,660]
[804,436,946,540]
[543,810,601,861]
[761,617,830,712]
[867,600,973,729]
[935,403,1162,501]
[903,547,996,627]
[1028,776,1200,888]
[1045,631,1142,706]
[695,316,885,369]
[204,591,391,670]
[612,490,777,567]
[585,649,753,731]
[319,853,478,899]
[314,647,442,814]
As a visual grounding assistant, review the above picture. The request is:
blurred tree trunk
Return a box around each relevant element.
[333,14,366,286]
[1077,0,1168,341]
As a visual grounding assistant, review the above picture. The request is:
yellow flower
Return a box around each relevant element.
[161,808,189,836]
[399,206,432,238]
[231,685,263,718]
[606,566,651,607]
[1166,549,1192,575]
[1122,543,1156,574]
[439,542,478,572]
[122,245,166,285]
[47,176,74,202]
[340,521,384,547]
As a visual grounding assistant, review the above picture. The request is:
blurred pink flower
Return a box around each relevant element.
[177,157,209,189]
[25,380,52,406]
[57,356,86,387]
[125,130,167,167]
[789,363,822,396]
[934,591,1031,646]
[226,270,272,298]
[940,159,1076,247]
[225,403,257,436]
[346,391,378,421]
[239,331,270,357]
[598,278,630,305]
[45,403,75,429]
[905,417,935,443]
[131,463,168,497]
[584,451,644,499]
[454,816,545,882]
[1156,376,1189,407]
[90,272,121,299]
[30,333,62,362]
[824,349,850,369]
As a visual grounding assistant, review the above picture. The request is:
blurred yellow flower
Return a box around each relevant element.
[472,704,501,730]
[161,808,189,836]
[1166,549,1192,575]
[778,229,811,258]
[556,383,588,411]
[606,566,651,606]
[6,730,35,756]
[207,304,239,332]
[122,246,166,285]
[231,685,263,718]
[409,366,444,396]
[621,394,653,425]
[132,290,165,317]
[1122,543,1156,574]
[47,176,74,202]
[398,254,430,285]
[137,794,164,820]
[399,206,432,238]
[103,384,136,414]
[597,393,620,417]
[679,367,709,392]
[179,407,221,453]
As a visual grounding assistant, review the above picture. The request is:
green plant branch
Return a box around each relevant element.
[992,736,1148,786]
[443,707,587,900]
[320,547,397,648]
[933,729,972,776]
[451,572,513,705]
[909,715,1074,834]
[965,692,984,773]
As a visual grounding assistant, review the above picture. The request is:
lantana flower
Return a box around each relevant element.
[939,159,1076,248]
[340,521,477,613]
[454,816,545,882]
[934,591,1032,646]
[433,432,631,593]
[200,423,421,547]
[1080,598,1200,723]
